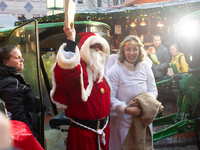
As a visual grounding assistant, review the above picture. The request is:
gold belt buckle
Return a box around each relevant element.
[97,120,100,130]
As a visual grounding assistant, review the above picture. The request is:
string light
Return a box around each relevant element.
[14,2,200,26]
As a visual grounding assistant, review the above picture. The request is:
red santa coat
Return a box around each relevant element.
[50,32,111,150]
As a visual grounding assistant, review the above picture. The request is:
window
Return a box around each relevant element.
[72,0,83,5]
[18,14,26,20]
[47,11,53,16]
[121,0,125,4]
[33,14,40,18]
[113,0,125,5]
[77,0,83,4]
[97,0,102,7]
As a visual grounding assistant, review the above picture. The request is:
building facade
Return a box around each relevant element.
[0,0,125,21]
[0,0,48,20]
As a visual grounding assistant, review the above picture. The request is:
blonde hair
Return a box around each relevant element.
[118,35,145,65]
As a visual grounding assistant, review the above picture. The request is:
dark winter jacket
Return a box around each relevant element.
[0,66,38,138]
[152,44,171,79]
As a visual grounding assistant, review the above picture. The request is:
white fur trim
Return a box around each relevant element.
[50,62,68,109]
[103,75,112,95]
[57,43,80,69]
[115,102,127,114]
[79,66,112,102]
[79,65,94,102]
[80,36,110,65]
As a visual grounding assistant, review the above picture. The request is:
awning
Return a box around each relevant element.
[0,14,18,27]
[122,0,174,6]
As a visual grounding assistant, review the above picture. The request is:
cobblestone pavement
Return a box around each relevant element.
[153,102,198,150]
[154,144,198,150]
[44,102,199,150]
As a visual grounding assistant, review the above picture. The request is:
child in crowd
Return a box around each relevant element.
[148,46,160,65]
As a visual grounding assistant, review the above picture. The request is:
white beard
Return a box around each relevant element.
[89,49,109,83]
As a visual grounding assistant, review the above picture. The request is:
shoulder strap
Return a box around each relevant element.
[178,55,183,70]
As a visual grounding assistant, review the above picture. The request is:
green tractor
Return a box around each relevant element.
[153,10,200,149]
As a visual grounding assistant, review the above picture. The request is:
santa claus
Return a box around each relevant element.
[50,22,111,150]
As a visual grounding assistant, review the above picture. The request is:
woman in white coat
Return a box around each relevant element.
[107,35,158,150]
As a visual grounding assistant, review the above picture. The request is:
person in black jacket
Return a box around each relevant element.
[0,45,38,138]
[152,35,171,80]
[152,35,171,118]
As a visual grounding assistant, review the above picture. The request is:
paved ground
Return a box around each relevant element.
[44,102,199,150]
[153,102,198,150]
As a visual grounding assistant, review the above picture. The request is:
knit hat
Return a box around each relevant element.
[78,31,110,65]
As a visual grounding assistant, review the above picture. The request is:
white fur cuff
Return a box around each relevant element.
[57,43,80,69]
[115,103,127,114]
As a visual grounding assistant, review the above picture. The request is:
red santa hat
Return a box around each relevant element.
[78,31,110,65]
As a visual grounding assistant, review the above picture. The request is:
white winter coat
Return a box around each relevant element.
[107,59,158,150]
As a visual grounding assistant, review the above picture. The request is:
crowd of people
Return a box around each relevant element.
[0,21,190,150]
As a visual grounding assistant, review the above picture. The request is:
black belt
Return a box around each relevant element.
[70,117,107,130]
